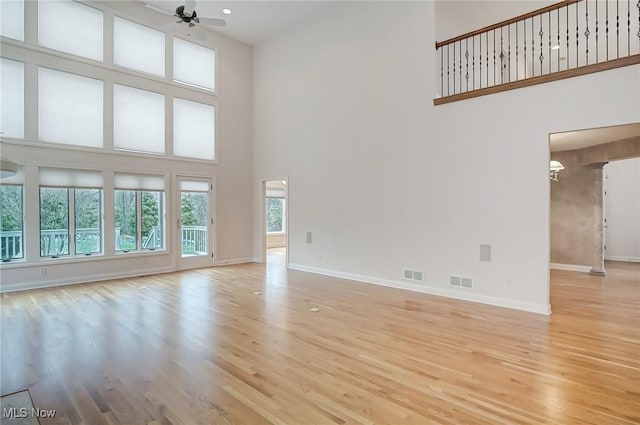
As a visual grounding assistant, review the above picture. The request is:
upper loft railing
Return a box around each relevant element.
[435,0,640,105]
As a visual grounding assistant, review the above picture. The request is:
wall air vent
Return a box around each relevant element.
[403,269,424,282]
[450,275,473,289]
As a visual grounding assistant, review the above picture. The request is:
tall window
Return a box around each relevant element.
[0,167,25,260]
[113,16,165,77]
[114,174,165,252]
[38,67,104,148]
[0,0,24,41]
[0,58,25,139]
[39,168,103,257]
[173,38,215,91]
[266,198,286,233]
[173,98,215,160]
[114,84,165,154]
[38,0,103,61]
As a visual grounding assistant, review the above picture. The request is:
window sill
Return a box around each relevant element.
[0,250,169,269]
[266,232,286,236]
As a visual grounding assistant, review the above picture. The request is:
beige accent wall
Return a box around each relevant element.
[550,139,640,271]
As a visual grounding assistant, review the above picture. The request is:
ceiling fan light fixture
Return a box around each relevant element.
[549,160,565,181]
[0,158,18,178]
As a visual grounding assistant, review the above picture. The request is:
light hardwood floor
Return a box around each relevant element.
[1,253,639,424]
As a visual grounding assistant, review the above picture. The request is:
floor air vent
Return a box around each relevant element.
[403,269,424,282]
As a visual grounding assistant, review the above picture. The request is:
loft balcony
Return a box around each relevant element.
[435,0,640,105]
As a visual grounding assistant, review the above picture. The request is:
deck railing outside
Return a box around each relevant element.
[436,0,640,103]
[181,226,208,255]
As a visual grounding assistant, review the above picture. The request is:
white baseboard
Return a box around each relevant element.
[605,256,640,263]
[288,263,551,315]
[216,257,256,266]
[0,266,174,293]
[549,263,592,272]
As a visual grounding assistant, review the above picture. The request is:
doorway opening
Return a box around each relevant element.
[549,123,640,276]
[263,179,287,267]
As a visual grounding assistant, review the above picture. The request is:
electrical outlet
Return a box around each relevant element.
[306,232,312,244]
[40,268,47,276]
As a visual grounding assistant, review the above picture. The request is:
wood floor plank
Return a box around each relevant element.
[2,252,639,424]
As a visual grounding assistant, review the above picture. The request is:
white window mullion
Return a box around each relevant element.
[103,171,115,255]
[25,62,38,142]
[136,191,142,250]
[69,189,76,256]
[24,166,40,262]
[103,8,114,65]
[104,81,114,151]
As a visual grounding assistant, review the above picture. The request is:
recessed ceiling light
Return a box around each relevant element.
[222,8,232,15]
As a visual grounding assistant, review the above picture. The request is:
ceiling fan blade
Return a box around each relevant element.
[184,0,196,17]
[198,18,226,27]
[145,4,175,17]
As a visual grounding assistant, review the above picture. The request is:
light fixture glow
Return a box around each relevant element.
[550,160,565,181]
[551,44,560,50]
[222,8,232,15]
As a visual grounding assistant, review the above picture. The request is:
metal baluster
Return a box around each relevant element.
[567,5,571,68]
[516,21,519,79]
[576,2,579,66]
[637,0,640,49]
[453,43,456,94]
[508,23,512,82]
[465,38,469,92]
[627,0,630,54]
[501,26,504,83]
[440,47,443,95]
[540,14,544,74]
[494,30,496,85]
[596,0,599,62]
[480,34,482,87]
[524,19,527,77]
[585,0,590,64]
[447,44,450,96]
[473,36,475,90]
[607,0,610,60]
[558,9,561,71]
[617,0,620,57]
[459,41,462,91]
[532,17,535,76]
[549,12,552,74]
[486,32,489,86]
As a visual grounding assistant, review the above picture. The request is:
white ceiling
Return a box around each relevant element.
[141,1,331,45]
[550,123,640,152]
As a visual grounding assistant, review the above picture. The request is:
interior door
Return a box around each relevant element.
[177,177,214,270]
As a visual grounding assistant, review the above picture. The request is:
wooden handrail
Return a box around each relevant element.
[435,0,582,49]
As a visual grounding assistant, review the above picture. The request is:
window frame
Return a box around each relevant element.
[115,189,166,254]
[39,187,104,258]
[0,184,25,261]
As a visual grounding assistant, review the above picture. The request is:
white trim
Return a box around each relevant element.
[289,263,552,315]
[216,257,256,266]
[605,256,640,263]
[549,263,592,272]
[0,265,173,293]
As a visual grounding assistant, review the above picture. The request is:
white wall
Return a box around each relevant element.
[253,1,640,314]
[0,1,254,291]
[605,157,640,262]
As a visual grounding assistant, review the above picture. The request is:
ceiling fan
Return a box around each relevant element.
[146,0,226,32]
